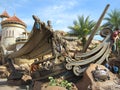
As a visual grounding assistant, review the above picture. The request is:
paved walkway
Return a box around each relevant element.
[0,79,29,90]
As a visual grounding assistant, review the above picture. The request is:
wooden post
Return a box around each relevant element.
[82,4,110,52]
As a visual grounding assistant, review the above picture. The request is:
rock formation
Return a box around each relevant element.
[76,64,120,90]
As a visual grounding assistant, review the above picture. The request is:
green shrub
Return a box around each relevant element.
[48,76,72,90]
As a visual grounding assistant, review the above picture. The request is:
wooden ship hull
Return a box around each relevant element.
[32,30,112,83]
[8,16,53,59]
[4,14,113,84]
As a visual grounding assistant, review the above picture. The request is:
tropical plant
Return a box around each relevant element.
[48,76,72,90]
[68,15,96,48]
[102,9,120,31]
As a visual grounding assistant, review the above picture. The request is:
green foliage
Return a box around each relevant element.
[48,77,58,86]
[48,77,73,90]
[68,15,96,48]
[102,9,120,31]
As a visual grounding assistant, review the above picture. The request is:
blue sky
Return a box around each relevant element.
[0,0,120,32]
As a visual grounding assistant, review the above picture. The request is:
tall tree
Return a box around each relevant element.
[68,15,96,48]
[103,9,120,31]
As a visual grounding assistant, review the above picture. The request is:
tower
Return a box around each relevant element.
[0,10,10,21]
[0,11,27,49]
[0,10,10,41]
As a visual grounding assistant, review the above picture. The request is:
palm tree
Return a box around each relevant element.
[103,9,120,56]
[102,9,120,31]
[68,15,96,48]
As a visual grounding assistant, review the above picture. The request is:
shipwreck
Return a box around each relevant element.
[0,4,115,89]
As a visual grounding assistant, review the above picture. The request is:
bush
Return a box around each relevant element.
[48,77,72,90]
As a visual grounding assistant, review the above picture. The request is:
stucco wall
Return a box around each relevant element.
[1,25,26,48]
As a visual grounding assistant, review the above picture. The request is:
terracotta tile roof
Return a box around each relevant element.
[0,10,10,18]
[1,15,26,27]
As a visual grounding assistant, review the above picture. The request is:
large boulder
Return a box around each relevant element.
[0,65,9,78]
[41,86,66,90]
[33,81,78,90]
[76,64,120,90]
[41,84,78,90]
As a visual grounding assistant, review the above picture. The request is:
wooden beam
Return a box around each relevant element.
[82,4,110,52]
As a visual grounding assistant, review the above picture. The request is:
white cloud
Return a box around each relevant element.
[0,0,114,32]
[23,18,34,26]
[0,0,93,32]
[32,0,80,32]
[55,20,63,24]
[22,18,34,31]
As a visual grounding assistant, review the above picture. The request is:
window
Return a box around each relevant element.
[9,30,11,37]
[6,31,8,37]
[12,30,14,36]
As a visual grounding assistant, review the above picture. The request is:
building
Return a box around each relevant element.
[0,10,29,64]
[0,10,29,51]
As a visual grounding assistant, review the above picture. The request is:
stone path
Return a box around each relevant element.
[0,79,29,90]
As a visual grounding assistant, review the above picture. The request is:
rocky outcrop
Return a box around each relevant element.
[33,80,78,90]
[41,86,67,90]
[76,64,120,90]
[33,81,67,90]
[0,66,9,78]
[7,74,32,86]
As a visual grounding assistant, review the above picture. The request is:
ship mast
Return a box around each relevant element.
[82,4,110,52]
